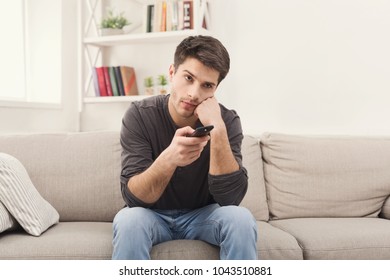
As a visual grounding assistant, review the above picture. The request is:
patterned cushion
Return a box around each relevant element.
[0,201,17,233]
[0,153,59,236]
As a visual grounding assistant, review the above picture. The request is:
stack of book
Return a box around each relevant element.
[145,0,204,33]
[92,66,139,97]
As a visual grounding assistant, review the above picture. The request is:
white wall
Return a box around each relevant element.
[0,0,79,133]
[211,0,390,136]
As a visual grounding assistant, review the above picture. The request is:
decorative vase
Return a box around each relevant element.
[145,87,154,95]
[159,87,167,95]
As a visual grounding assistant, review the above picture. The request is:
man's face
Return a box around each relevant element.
[168,57,219,127]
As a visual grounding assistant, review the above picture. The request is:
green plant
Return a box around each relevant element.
[144,76,154,88]
[100,10,130,29]
[157,75,168,86]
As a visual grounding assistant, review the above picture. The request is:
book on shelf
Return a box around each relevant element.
[91,67,100,96]
[108,67,119,96]
[95,67,108,96]
[120,66,138,96]
[146,5,155,32]
[102,67,113,96]
[92,66,138,98]
[114,66,125,96]
[183,0,193,29]
[146,0,200,33]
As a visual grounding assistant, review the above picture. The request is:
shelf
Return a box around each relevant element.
[84,29,211,47]
[83,95,151,103]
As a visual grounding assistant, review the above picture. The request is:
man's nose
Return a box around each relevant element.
[188,85,201,100]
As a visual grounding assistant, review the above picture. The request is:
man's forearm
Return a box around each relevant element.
[209,122,239,175]
[127,151,176,204]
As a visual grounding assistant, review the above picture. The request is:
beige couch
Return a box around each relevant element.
[0,131,390,259]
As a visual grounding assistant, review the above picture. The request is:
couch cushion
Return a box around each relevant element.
[151,240,219,260]
[257,221,303,260]
[261,133,390,219]
[0,222,113,259]
[150,221,303,260]
[0,153,59,236]
[270,218,390,260]
[240,135,269,221]
[0,132,124,222]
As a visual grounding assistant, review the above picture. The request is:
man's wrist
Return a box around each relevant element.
[210,121,227,137]
[158,148,178,171]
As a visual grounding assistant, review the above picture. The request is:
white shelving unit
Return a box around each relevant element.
[83,95,148,103]
[84,29,210,46]
[78,0,210,110]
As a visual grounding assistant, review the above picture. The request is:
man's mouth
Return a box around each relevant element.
[181,100,197,109]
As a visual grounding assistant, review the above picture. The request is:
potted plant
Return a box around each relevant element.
[100,9,131,36]
[144,76,154,95]
[157,75,168,95]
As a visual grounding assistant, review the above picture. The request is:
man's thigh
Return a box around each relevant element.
[177,203,255,243]
[114,207,173,245]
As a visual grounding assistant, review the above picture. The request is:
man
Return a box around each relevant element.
[112,35,257,260]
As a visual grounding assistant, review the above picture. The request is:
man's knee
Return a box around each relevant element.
[216,206,257,237]
[113,207,154,234]
[218,206,255,224]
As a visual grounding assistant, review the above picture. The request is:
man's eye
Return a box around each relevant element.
[204,83,213,89]
[185,75,193,81]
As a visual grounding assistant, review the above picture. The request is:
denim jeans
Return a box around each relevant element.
[112,203,258,260]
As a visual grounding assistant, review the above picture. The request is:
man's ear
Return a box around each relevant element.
[168,64,175,82]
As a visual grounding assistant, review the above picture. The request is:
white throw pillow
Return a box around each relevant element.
[0,153,59,236]
[0,201,18,233]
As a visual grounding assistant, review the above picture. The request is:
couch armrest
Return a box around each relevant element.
[380,196,390,219]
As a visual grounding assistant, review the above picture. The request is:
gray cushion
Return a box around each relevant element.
[0,132,124,222]
[0,222,113,259]
[261,133,390,219]
[151,240,219,260]
[241,135,269,221]
[257,221,303,260]
[150,221,303,260]
[270,218,390,259]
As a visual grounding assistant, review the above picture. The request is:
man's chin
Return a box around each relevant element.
[180,111,198,121]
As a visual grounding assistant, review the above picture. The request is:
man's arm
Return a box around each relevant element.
[209,121,239,175]
[196,97,248,206]
[126,126,210,204]
[196,97,239,175]
[127,149,176,204]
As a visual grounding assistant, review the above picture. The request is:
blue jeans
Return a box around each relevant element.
[112,203,258,260]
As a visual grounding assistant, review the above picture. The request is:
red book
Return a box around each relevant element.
[120,66,138,96]
[95,67,108,96]
[103,66,113,96]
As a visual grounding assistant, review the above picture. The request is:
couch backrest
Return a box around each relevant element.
[0,132,124,222]
[241,135,269,221]
[261,133,390,220]
[0,132,269,223]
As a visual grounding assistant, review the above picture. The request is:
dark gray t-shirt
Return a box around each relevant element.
[120,94,248,210]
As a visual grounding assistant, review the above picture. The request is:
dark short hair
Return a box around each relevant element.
[174,35,230,85]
